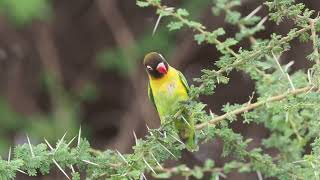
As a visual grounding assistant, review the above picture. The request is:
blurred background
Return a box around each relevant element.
[0,0,319,179]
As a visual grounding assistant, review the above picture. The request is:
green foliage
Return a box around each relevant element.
[1,0,320,179]
[0,0,51,25]
[98,0,211,76]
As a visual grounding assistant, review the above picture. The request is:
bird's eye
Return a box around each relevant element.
[146,66,153,70]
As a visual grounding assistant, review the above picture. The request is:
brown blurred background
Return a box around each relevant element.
[0,0,319,179]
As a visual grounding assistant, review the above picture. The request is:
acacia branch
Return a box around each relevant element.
[146,0,238,57]
[145,0,314,76]
[310,18,320,64]
[196,86,314,129]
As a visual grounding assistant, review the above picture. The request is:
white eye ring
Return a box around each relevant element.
[146,65,153,70]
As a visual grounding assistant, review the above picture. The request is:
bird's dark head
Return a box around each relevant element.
[143,52,169,79]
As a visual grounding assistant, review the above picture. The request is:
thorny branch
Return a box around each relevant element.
[195,86,314,129]
[145,0,315,76]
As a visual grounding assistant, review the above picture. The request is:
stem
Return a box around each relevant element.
[147,0,239,58]
[196,86,314,129]
[215,27,311,75]
[287,113,303,141]
[310,18,320,64]
[146,0,313,77]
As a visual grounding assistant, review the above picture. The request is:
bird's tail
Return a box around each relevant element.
[176,121,198,152]
[185,129,198,152]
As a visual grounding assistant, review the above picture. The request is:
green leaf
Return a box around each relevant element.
[136,1,149,7]
[177,8,189,16]
[192,166,204,179]
[204,159,215,169]
[153,172,172,179]
[167,21,184,31]
[0,0,51,25]
[194,33,206,44]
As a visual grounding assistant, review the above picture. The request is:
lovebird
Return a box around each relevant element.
[143,52,197,151]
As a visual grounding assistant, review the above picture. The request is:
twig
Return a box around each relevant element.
[146,0,238,57]
[143,157,157,174]
[146,0,312,77]
[7,147,11,163]
[271,52,295,90]
[310,18,320,64]
[196,86,314,129]
[286,112,303,141]
[116,150,129,164]
[26,135,35,157]
[245,5,263,20]
[53,159,70,180]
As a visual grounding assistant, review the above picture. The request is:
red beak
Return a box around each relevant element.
[156,62,167,74]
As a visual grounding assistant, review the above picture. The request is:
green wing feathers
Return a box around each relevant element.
[177,71,198,151]
[148,83,157,110]
[178,71,190,93]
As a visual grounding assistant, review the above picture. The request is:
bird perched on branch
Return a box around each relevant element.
[143,52,197,151]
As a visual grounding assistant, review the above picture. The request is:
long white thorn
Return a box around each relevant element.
[26,135,35,157]
[286,73,296,90]
[245,5,262,20]
[152,15,162,36]
[116,150,128,164]
[307,86,315,94]
[308,69,313,84]
[146,124,154,136]
[257,171,263,180]
[169,133,185,146]
[56,132,67,151]
[272,52,295,90]
[53,159,70,180]
[44,138,54,150]
[17,169,27,175]
[181,115,191,127]
[209,109,215,119]
[152,7,174,35]
[284,61,294,72]
[310,162,319,179]
[133,131,138,145]
[67,136,77,147]
[150,152,163,169]
[141,173,147,180]
[292,159,307,164]
[70,165,75,173]
[201,130,205,136]
[284,61,296,90]
[159,143,177,159]
[78,126,82,147]
[218,172,227,179]
[8,147,11,163]
[82,160,100,166]
[143,157,157,174]
[272,52,285,75]
[257,16,268,27]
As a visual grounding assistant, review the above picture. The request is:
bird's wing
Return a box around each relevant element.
[178,71,190,93]
[148,83,157,110]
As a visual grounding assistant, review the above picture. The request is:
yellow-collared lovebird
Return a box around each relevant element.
[143,52,197,151]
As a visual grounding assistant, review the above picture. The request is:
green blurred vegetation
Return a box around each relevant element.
[0,0,81,155]
[97,0,211,76]
[0,0,51,25]
[0,0,212,155]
